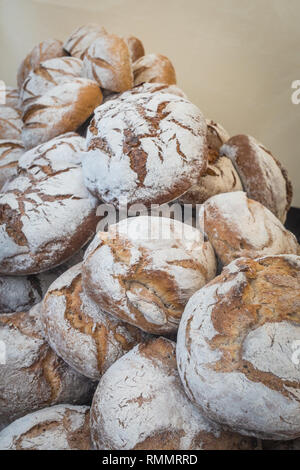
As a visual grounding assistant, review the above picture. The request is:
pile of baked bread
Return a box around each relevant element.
[0,24,299,451]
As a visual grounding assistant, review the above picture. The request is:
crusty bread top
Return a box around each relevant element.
[199,191,298,265]
[177,255,300,439]
[221,134,293,223]
[17,38,66,89]
[133,53,176,86]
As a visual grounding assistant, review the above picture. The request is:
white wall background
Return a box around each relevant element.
[1,0,300,206]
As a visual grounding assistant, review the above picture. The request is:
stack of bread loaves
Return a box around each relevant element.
[0,23,299,451]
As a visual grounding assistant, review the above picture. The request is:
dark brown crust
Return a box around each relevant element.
[221,135,292,221]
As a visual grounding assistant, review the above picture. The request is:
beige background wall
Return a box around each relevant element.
[1,0,300,206]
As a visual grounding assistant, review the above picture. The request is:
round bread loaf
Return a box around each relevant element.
[17,38,66,89]
[91,337,259,450]
[0,106,22,140]
[63,24,107,59]
[220,135,292,223]
[42,263,147,380]
[199,191,298,266]
[179,120,242,204]
[133,53,176,86]
[0,139,24,190]
[0,133,99,275]
[0,248,86,314]
[20,57,83,112]
[0,87,20,110]
[126,36,145,62]
[21,78,102,149]
[83,88,207,208]
[0,303,95,430]
[0,405,91,450]
[83,32,133,92]
[82,216,216,335]
[177,255,300,440]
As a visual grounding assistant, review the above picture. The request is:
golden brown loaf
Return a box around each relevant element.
[91,337,260,450]
[0,304,95,430]
[83,32,133,92]
[20,56,83,112]
[17,38,66,89]
[21,78,102,149]
[199,191,298,266]
[42,263,147,380]
[220,134,292,223]
[63,24,107,59]
[126,36,145,62]
[0,405,92,450]
[177,255,300,440]
[133,53,176,86]
[82,216,216,335]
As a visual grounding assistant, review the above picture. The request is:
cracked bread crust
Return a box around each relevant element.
[83,89,207,208]
[0,106,22,140]
[177,255,300,440]
[0,87,20,111]
[0,405,91,450]
[42,263,147,380]
[0,248,87,314]
[199,192,298,266]
[0,304,95,431]
[83,32,133,92]
[82,216,216,335]
[17,39,66,89]
[0,133,99,275]
[63,24,107,60]
[133,53,176,86]
[90,337,259,450]
[0,139,24,191]
[221,135,293,223]
[21,78,102,150]
[179,120,242,204]
[20,57,83,112]
[126,36,145,63]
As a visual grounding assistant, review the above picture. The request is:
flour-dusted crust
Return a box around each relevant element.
[20,57,83,112]
[126,36,145,63]
[177,255,300,440]
[221,135,292,223]
[82,216,216,334]
[0,304,95,430]
[0,139,24,190]
[133,53,176,86]
[199,192,298,266]
[42,263,147,380]
[0,405,91,450]
[0,133,99,275]
[63,24,107,59]
[179,119,241,204]
[21,78,102,149]
[0,106,22,140]
[83,89,207,208]
[83,32,133,92]
[0,248,87,314]
[102,82,187,105]
[91,337,259,450]
[0,87,20,111]
[17,39,66,89]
